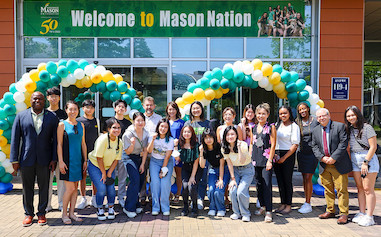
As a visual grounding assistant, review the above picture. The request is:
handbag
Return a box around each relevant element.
[105,176,115,185]
[353,130,381,155]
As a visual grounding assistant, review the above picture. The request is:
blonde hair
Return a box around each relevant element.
[143,96,155,104]
[256,103,270,114]
[223,107,236,117]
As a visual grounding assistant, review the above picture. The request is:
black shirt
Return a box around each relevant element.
[77,116,99,153]
[104,117,132,139]
[51,108,67,120]
[204,145,223,168]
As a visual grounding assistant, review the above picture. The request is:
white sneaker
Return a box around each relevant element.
[216,211,225,217]
[136,207,143,214]
[105,204,109,209]
[264,212,272,223]
[208,210,216,216]
[97,208,107,221]
[358,215,375,227]
[118,199,125,208]
[256,199,261,208]
[108,207,115,220]
[352,212,365,223]
[197,199,204,210]
[77,196,87,209]
[152,211,159,216]
[230,213,241,220]
[91,195,98,208]
[163,211,170,216]
[123,208,137,218]
[242,215,250,222]
[298,202,312,214]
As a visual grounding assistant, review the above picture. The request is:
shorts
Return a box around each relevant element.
[351,151,380,173]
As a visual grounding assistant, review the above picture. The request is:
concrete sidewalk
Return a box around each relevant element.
[0,173,380,237]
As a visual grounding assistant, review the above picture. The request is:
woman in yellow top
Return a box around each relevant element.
[88,118,123,221]
[222,126,254,222]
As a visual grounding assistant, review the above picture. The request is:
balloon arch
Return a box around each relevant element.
[0,58,325,193]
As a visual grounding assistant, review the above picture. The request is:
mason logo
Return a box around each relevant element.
[40,3,59,15]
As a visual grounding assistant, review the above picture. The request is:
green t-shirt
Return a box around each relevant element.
[268,11,274,21]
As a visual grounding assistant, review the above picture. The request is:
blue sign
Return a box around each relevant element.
[331,77,349,100]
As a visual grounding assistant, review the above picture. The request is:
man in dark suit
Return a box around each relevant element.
[10,92,59,227]
[311,108,352,224]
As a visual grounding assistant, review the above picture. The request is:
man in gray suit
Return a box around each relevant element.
[311,108,352,224]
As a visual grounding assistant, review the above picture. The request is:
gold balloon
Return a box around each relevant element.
[251,59,263,70]
[204,88,216,100]
[81,76,93,88]
[0,136,7,147]
[1,143,11,155]
[114,74,123,83]
[273,82,285,94]
[269,72,281,85]
[261,63,273,77]
[29,69,40,82]
[0,130,3,136]
[317,99,325,108]
[193,88,205,101]
[221,88,230,94]
[91,72,102,84]
[37,63,46,71]
[25,80,37,92]
[214,88,223,99]
[182,92,195,104]
[102,70,114,83]
[75,79,84,88]
[277,91,288,99]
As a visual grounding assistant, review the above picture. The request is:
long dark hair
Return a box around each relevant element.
[179,125,197,148]
[189,101,205,121]
[295,102,311,137]
[222,126,239,154]
[166,101,181,120]
[155,118,172,142]
[242,104,256,135]
[276,105,294,129]
[105,117,121,152]
[201,128,220,155]
[344,105,366,138]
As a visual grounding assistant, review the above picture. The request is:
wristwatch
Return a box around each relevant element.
[363,159,369,164]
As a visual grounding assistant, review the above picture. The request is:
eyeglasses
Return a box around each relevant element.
[74,125,78,134]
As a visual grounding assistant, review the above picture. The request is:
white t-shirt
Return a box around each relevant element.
[276,122,300,150]
[144,113,162,135]
[148,136,174,160]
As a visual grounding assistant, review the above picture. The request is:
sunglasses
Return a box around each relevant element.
[74,125,78,134]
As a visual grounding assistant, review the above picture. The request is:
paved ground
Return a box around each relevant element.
[0,173,380,237]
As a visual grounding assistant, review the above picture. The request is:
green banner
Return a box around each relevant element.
[23,0,305,37]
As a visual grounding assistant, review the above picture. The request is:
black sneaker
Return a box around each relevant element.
[181,209,189,216]
[97,208,106,221]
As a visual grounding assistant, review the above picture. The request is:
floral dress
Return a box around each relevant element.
[252,122,273,167]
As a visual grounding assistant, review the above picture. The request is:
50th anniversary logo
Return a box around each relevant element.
[39,3,60,35]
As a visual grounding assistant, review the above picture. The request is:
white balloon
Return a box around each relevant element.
[66,74,76,84]
[61,78,70,87]
[15,102,27,112]
[223,63,234,70]
[74,68,85,80]
[124,105,131,115]
[264,83,273,91]
[22,73,31,81]
[13,92,25,103]
[233,61,243,71]
[84,65,95,76]
[1,159,11,169]
[0,151,6,162]
[305,85,313,95]
[200,98,211,107]
[184,104,191,115]
[317,177,322,186]
[94,65,106,73]
[251,70,263,81]
[15,81,26,92]
[180,108,186,118]
[129,109,139,119]
[258,76,269,88]
[310,104,320,115]
[242,63,254,75]
[308,93,320,104]
[4,163,14,174]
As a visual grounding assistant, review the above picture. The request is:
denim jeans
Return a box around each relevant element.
[208,165,230,211]
[149,157,174,213]
[230,163,254,217]
[125,154,145,212]
[198,160,209,201]
[88,160,116,207]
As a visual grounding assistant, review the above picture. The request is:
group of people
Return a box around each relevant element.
[258,3,305,37]
[10,88,379,228]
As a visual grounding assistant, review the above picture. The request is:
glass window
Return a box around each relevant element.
[98,38,130,58]
[172,38,206,58]
[210,38,243,58]
[283,61,311,85]
[62,38,94,58]
[133,67,168,116]
[247,38,280,59]
[210,61,232,70]
[172,61,206,100]
[134,38,168,58]
[24,37,58,58]
[283,37,311,59]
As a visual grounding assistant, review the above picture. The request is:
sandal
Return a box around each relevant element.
[275,205,286,213]
[255,207,266,216]
[69,215,83,222]
[62,215,72,225]
[264,212,272,223]
[173,194,180,204]
[281,208,292,215]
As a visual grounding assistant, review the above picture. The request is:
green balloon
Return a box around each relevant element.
[78,59,89,69]
[0,173,13,183]
[90,84,97,92]
[228,81,237,93]
[126,88,136,98]
[199,78,210,90]
[138,107,145,113]
[299,100,311,107]
[74,98,82,103]
[6,114,16,124]
[50,74,62,86]
[287,92,298,101]
[251,80,259,89]
[290,100,299,108]
[290,71,299,82]
[3,104,16,116]
[117,81,128,93]
[110,91,121,101]
[280,71,291,83]
[9,83,17,94]
[78,93,85,101]
[83,92,92,100]
[66,59,79,72]
[312,174,318,184]
[295,79,307,91]
[106,81,117,92]
[0,120,9,130]
[285,82,297,92]
[3,92,15,105]
[298,90,310,101]
[130,98,142,109]
[222,67,234,80]
[58,59,67,67]
[0,166,5,178]
[2,129,11,140]
[203,71,213,79]
[96,81,107,93]
[57,66,68,78]
[211,68,222,80]
[272,64,282,74]
[242,75,253,88]
[220,79,230,89]
[46,61,57,74]
[0,109,6,120]
[233,70,244,84]
[187,83,198,93]
[102,91,111,100]
[121,94,132,104]
[0,99,6,108]
[36,81,48,92]
[210,79,220,90]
